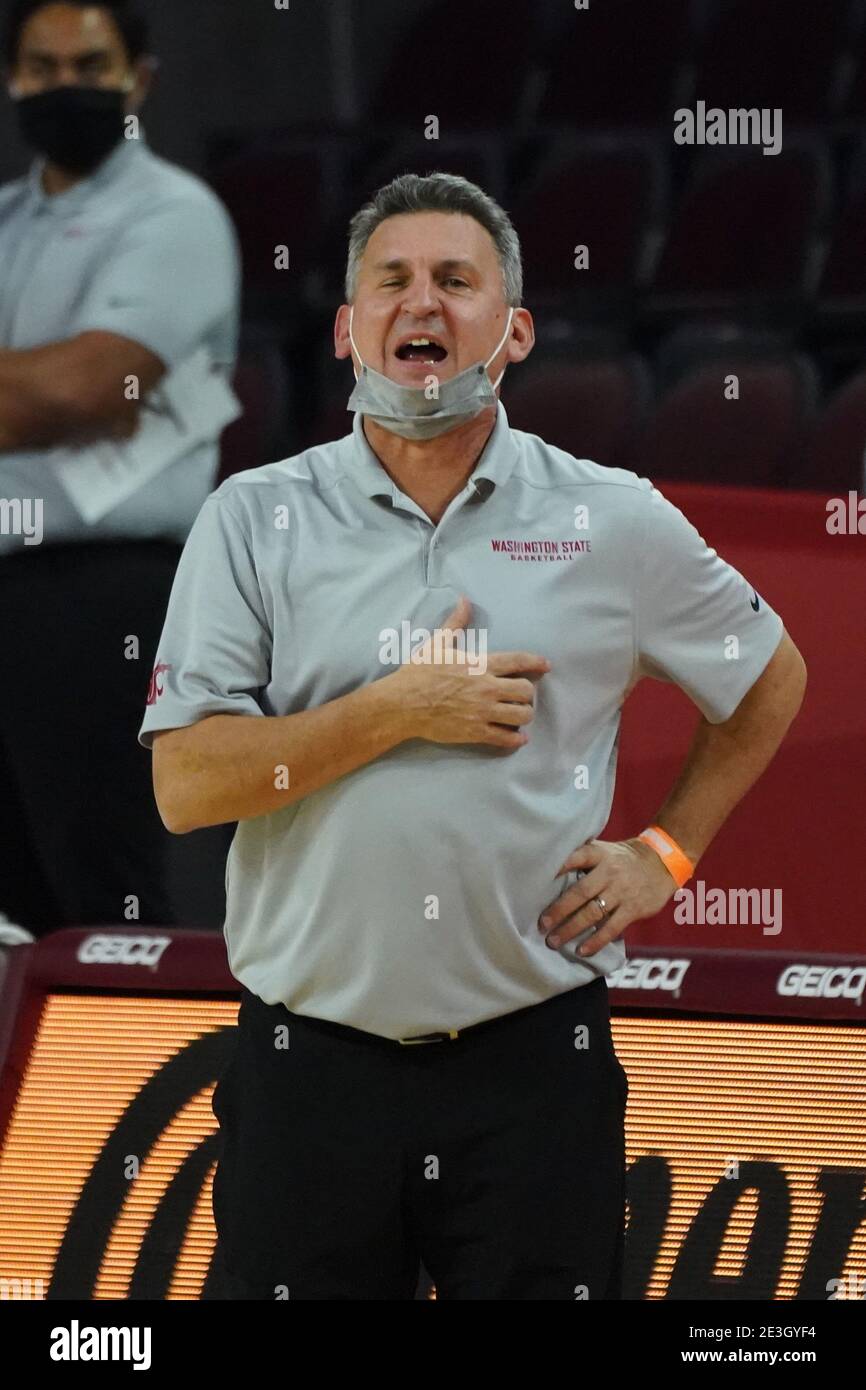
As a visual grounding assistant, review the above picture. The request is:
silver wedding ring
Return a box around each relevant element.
[594,896,608,916]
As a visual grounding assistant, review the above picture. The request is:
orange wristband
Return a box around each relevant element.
[638,825,695,887]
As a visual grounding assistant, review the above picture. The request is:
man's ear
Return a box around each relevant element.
[127,55,156,112]
[334,304,352,360]
[509,307,535,365]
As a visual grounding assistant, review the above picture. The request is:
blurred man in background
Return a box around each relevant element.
[0,0,241,937]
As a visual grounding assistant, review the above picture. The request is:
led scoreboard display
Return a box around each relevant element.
[0,932,863,1300]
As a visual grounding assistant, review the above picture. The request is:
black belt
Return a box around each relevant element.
[276,980,604,1049]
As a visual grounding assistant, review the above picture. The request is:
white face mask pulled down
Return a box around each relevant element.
[346,306,515,441]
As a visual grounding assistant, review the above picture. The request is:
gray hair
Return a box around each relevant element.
[345,171,523,306]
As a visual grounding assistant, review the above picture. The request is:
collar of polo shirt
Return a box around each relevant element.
[348,400,520,507]
[26,126,146,215]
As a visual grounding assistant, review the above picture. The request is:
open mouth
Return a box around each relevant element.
[394,337,449,365]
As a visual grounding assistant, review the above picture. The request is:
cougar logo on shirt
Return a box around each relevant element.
[146,662,172,705]
[490,537,591,561]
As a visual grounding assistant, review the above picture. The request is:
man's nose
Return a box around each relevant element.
[399,280,441,319]
[51,67,92,86]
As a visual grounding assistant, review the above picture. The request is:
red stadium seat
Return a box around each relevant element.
[649,142,831,314]
[368,0,543,128]
[218,335,290,483]
[692,0,850,119]
[350,134,508,216]
[816,149,866,327]
[652,323,795,393]
[840,43,866,119]
[796,368,866,492]
[207,134,350,319]
[535,0,690,127]
[503,355,653,472]
[305,393,353,450]
[640,354,819,487]
[511,136,666,307]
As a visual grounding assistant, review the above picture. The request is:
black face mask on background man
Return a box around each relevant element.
[13,84,131,175]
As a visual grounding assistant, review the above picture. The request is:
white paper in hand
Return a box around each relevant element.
[51,347,242,525]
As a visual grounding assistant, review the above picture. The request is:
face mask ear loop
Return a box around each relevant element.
[347,306,364,384]
[485,306,515,390]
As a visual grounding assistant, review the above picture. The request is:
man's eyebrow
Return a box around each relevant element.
[22,47,112,62]
[438,258,479,275]
[370,257,480,274]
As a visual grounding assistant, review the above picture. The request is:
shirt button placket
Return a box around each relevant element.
[426,530,439,585]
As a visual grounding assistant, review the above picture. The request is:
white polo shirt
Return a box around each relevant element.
[139,403,784,1039]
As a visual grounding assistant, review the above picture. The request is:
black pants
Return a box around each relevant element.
[211,976,628,1300]
[0,539,182,934]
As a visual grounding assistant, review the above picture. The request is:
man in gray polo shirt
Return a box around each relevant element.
[0,1,240,934]
[143,173,806,1300]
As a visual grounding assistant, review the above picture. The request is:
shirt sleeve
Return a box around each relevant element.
[138,493,271,749]
[70,193,240,369]
[632,481,784,723]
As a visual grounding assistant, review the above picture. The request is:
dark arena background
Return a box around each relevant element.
[0,0,864,1356]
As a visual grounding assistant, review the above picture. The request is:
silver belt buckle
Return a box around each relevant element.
[397,1029,460,1045]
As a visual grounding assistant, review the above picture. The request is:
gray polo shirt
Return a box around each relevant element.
[0,131,240,554]
[139,403,784,1039]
